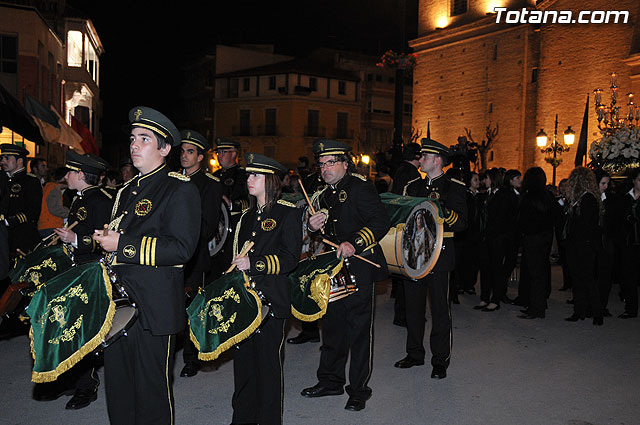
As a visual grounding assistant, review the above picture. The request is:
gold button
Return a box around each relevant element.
[251,231,256,236]
[123,211,128,214]
[257,216,261,221]
[250,248,255,253]
[131,191,137,195]
[332,190,336,194]
[333,219,337,222]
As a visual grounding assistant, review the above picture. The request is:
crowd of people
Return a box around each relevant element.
[1,108,639,424]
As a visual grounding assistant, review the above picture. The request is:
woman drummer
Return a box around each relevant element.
[230,153,303,425]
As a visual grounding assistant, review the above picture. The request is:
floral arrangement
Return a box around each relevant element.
[589,124,640,174]
[376,50,417,70]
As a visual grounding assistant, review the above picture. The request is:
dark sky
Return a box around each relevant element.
[67,0,417,157]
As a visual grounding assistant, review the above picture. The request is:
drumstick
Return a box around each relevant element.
[321,238,381,269]
[16,249,27,257]
[298,179,316,215]
[225,241,255,274]
[48,221,79,246]
[103,224,109,236]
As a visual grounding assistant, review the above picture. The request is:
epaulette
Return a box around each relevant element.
[168,171,190,181]
[205,172,220,182]
[351,173,367,181]
[100,188,113,200]
[451,178,466,186]
[277,199,296,208]
[27,172,37,178]
[402,177,422,196]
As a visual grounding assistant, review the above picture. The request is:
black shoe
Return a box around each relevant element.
[464,289,476,295]
[566,298,574,304]
[618,312,638,319]
[473,302,488,310]
[287,332,320,344]
[481,303,500,312]
[344,396,366,411]
[32,382,74,401]
[565,314,585,322]
[518,313,543,319]
[394,356,425,369]
[520,308,530,314]
[501,295,514,304]
[558,286,570,291]
[457,289,465,294]
[431,366,447,379]
[65,388,98,410]
[509,297,528,307]
[180,362,200,377]
[301,383,344,398]
[593,317,604,326]
[392,318,407,327]
[603,309,612,318]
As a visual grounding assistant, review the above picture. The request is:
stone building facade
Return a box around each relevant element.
[411,0,640,180]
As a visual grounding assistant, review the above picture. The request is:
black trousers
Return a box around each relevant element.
[557,240,573,289]
[521,233,552,317]
[392,276,406,322]
[232,317,286,425]
[597,238,615,311]
[317,266,375,401]
[403,271,452,368]
[621,245,640,316]
[567,241,602,318]
[104,320,176,425]
[488,234,517,305]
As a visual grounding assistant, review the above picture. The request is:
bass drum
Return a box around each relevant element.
[208,203,232,257]
[379,193,444,280]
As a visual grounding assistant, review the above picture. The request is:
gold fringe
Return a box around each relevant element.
[291,258,343,322]
[31,263,116,383]
[191,276,264,361]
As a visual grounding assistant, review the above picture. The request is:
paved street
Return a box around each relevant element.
[1,266,639,425]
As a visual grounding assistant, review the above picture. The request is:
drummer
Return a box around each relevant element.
[210,137,249,278]
[178,129,223,378]
[93,106,201,425]
[48,151,112,409]
[301,139,389,412]
[229,153,302,425]
[395,138,467,380]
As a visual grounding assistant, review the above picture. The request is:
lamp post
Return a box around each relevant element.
[536,114,574,186]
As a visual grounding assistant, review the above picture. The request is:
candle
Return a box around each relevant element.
[610,72,618,88]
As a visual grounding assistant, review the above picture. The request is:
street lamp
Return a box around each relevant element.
[536,114,574,186]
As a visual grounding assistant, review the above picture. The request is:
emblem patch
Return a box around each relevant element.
[82,235,92,245]
[261,218,276,231]
[256,260,266,271]
[428,191,440,200]
[76,206,88,221]
[134,109,143,120]
[355,237,364,247]
[123,245,136,258]
[224,178,234,186]
[135,199,152,216]
[339,190,348,203]
[10,184,21,193]
[248,153,254,163]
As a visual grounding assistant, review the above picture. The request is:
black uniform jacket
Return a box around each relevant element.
[234,200,303,318]
[214,164,249,214]
[184,168,223,285]
[403,173,467,272]
[110,164,201,335]
[68,185,113,263]
[486,187,519,237]
[391,161,421,195]
[311,173,390,281]
[3,168,42,252]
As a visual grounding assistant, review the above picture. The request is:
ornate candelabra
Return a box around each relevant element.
[536,114,574,186]
[594,72,640,136]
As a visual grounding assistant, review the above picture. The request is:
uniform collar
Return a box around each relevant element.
[80,185,98,196]
[329,173,350,190]
[136,163,167,186]
[183,167,202,177]
[426,172,444,185]
[7,167,25,178]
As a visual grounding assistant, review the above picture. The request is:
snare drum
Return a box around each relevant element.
[99,260,138,349]
[379,193,444,280]
[27,261,115,383]
[328,257,358,302]
[187,272,266,361]
[208,203,232,257]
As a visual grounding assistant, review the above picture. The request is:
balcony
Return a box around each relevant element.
[304,126,326,138]
[232,125,252,136]
[256,125,279,136]
[333,129,354,140]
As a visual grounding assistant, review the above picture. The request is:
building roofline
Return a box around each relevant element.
[215,59,360,82]
[0,2,63,46]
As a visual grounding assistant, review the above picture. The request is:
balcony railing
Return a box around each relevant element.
[232,125,252,136]
[304,126,326,137]
[333,129,354,140]
[256,125,279,136]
